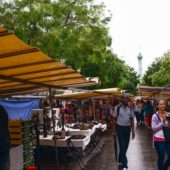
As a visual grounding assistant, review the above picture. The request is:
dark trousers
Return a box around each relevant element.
[134,111,140,123]
[154,141,170,170]
[0,151,9,170]
[140,109,144,122]
[116,124,131,168]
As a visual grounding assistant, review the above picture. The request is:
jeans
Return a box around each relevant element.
[154,141,170,170]
[0,151,9,170]
[134,111,140,123]
[140,110,144,123]
[116,124,131,168]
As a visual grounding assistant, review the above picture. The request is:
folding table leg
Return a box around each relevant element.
[65,138,86,170]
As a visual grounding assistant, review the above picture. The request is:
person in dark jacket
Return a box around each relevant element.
[0,105,10,170]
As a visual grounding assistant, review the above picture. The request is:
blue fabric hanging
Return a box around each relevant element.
[0,99,40,120]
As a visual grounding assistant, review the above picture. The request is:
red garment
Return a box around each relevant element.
[65,100,69,108]
[99,108,103,120]
[89,105,93,116]
[145,114,152,127]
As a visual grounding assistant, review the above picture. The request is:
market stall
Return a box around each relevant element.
[0,27,98,170]
[137,85,170,99]
[55,88,122,122]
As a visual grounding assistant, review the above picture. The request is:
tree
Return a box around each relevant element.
[142,51,170,86]
[0,0,111,69]
[0,0,139,94]
[81,50,139,94]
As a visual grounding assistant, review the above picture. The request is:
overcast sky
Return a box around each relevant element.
[101,0,170,74]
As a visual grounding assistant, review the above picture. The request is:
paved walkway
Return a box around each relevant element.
[85,125,157,170]
[127,126,156,170]
[40,125,158,170]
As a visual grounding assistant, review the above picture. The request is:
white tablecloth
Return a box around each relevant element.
[48,123,107,136]
[48,126,95,136]
[99,123,107,131]
[39,135,90,151]
[39,135,70,147]
[44,123,107,150]
[71,135,91,150]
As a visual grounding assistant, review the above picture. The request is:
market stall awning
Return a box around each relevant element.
[0,28,97,96]
[137,85,170,99]
[55,88,122,99]
[94,88,121,94]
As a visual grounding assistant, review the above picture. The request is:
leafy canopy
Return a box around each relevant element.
[0,0,139,94]
[142,51,170,86]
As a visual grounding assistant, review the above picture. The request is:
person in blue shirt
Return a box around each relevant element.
[144,100,154,127]
[113,94,135,170]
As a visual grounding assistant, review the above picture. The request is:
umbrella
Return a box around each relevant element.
[113,133,118,164]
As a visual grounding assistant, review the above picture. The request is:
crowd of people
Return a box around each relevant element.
[39,96,170,170]
[0,95,170,170]
[111,95,170,170]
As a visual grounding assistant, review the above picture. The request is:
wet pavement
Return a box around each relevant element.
[40,125,158,170]
[86,125,157,170]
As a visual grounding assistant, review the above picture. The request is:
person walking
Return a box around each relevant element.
[0,105,10,170]
[113,94,135,170]
[134,99,142,126]
[152,100,170,170]
[144,100,154,128]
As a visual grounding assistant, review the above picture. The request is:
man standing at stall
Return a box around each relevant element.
[0,105,10,170]
[112,94,135,170]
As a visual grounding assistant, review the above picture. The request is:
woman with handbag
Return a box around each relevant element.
[152,100,170,170]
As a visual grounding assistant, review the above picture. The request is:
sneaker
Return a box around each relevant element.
[122,165,128,169]
[118,162,123,168]
[117,162,123,169]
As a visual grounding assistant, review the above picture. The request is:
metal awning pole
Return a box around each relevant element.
[93,99,96,121]
[161,89,163,99]
[49,88,59,170]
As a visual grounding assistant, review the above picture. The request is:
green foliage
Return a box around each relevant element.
[0,0,139,94]
[0,0,111,68]
[81,50,139,94]
[142,51,170,86]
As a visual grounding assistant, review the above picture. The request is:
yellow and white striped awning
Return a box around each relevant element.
[55,88,122,99]
[0,28,97,96]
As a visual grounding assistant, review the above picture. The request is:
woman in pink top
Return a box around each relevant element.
[152,100,170,170]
